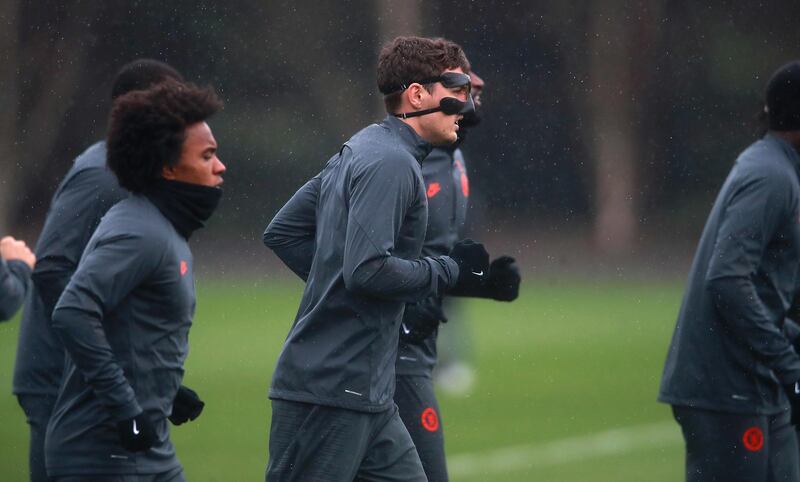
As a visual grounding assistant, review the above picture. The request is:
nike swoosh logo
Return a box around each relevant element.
[133,420,140,435]
[401,323,411,335]
[471,270,484,276]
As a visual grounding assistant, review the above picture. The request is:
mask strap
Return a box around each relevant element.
[393,106,444,119]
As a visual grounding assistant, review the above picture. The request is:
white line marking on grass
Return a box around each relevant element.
[447,421,680,479]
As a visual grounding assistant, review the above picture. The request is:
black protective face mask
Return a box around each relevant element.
[459,106,482,129]
[145,179,223,239]
[382,71,472,95]
[387,72,476,119]
[394,95,475,120]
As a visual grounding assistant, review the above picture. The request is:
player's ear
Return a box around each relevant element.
[162,164,178,180]
[405,83,427,109]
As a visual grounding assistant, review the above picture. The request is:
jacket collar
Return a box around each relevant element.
[766,132,800,174]
[383,115,433,163]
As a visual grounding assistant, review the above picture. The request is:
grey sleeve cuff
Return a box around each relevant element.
[442,256,459,289]
[425,255,459,295]
[112,398,143,422]
[6,259,33,280]
[0,259,31,320]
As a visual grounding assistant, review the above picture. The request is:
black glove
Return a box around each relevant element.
[117,412,157,452]
[783,382,800,425]
[169,385,205,425]
[400,297,447,344]
[486,256,521,301]
[448,239,490,295]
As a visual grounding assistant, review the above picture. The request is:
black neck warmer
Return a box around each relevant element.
[145,179,222,239]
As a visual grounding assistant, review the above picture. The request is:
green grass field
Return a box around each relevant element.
[0,277,686,481]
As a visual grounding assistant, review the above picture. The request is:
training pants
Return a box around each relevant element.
[395,376,448,482]
[673,405,800,482]
[266,399,427,481]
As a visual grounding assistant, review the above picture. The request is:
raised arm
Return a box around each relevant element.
[0,259,30,321]
[0,237,35,321]
[342,156,458,302]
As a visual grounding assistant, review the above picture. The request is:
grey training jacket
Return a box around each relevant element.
[396,145,469,378]
[659,134,800,415]
[264,116,459,413]
[14,141,126,396]
[46,195,195,477]
[0,257,30,321]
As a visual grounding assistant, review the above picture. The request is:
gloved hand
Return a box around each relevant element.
[400,297,447,344]
[448,239,490,295]
[117,412,157,452]
[783,382,800,425]
[486,256,521,301]
[169,385,205,425]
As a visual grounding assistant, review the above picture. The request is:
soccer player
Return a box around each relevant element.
[263,36,491,480]
[659,61,800,482]
[393,69,521,482]
[0,235,35,321]
[12,59,197,482]
[44,80,224,481]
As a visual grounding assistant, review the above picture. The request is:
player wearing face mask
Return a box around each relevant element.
[263,36,492,481]
[394,69,521,482]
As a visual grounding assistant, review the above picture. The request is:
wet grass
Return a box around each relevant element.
[0,277,685,481]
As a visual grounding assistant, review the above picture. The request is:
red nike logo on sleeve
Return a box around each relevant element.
[427,182,441,198]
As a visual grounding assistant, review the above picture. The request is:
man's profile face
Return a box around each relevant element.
[419,67,470,145]
[163,122,226,187]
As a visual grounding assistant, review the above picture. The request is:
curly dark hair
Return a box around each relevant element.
[377,36,470,113]
[107,80,223,192]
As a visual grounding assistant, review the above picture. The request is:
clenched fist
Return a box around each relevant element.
[0,236,35,269]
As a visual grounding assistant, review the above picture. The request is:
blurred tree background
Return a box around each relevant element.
[3,0,800,269]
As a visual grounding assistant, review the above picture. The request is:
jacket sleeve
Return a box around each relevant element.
[33,167,127,320]
[263,175,320,281]
[52,232,162,421]
[342,152,458,302]
[31,256,74,322]
[706,171,800,384]
[0,258,31,321]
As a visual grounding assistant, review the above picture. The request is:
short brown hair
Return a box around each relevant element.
[377,36,470,113]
